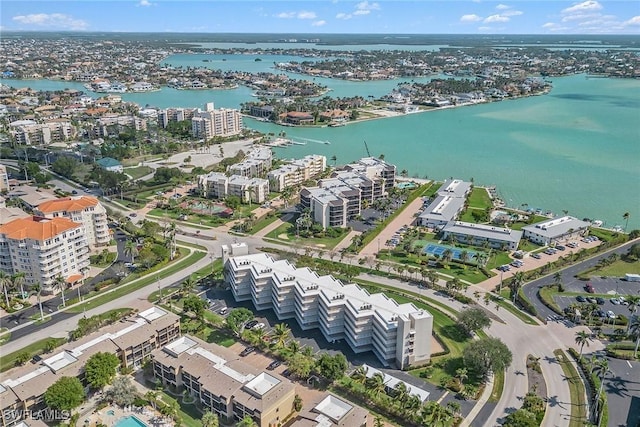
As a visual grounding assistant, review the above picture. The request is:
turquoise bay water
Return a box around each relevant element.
[2,74,638,229]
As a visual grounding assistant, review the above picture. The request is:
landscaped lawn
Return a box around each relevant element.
[66,249,206,313]
[581,259,640,278]
[248,214,281,235]
[554,349,588,427]
[124,165,154,180]
[467,187,493,210]
[265,222,349,250]
[156,390,202,427]
[148,208,225,228]
[1,337,66,372]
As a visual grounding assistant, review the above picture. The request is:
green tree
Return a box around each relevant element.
[288,353,315,379]
[202,411,219,427]
[463,337,513,378]
[457,307,492,335]
[503,409,538,427]
[51,157,79,179]
[574,330,592,357]
[106,376,137,407]
[15,351,31,366]
[315,353,348,382]
[271,323,291,349]
[123,241,139,264]
[182,294,206,316]
[623,212,630,232]
[44,376,85,411]
[85,352,120,389]
[235,415,257,427]
[225,308,254,337]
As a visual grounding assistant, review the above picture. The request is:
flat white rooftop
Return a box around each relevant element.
[314,395,353,423]
[43,351,78,373]
[243,372,281,396]
[187,346,255,384]
[139,306,168,322]
[363,364,431,402]
[164,336,198,357]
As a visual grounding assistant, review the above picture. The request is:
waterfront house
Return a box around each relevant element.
[522,216,590,245]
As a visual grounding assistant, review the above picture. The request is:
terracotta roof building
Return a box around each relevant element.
[35,196,110,247]
[0,216,90,292]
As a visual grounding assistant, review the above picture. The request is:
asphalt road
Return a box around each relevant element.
[521,239,639,321]
[589,353,640,427]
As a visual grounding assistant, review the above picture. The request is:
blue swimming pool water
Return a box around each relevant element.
[115,416,147,427]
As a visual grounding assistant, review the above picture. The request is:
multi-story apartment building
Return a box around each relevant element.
[299,158,395,229]
[157,107,196,128]
[224,252,433,369]
[93,114,147,137]
[0,165,10,192]
[0,307,180,427]
[441,221,523,251]
[418,179,472,229]
[267,155,326,192]
[191,103,243,140]
[228,147,273,178]
[198,173,269,204]
[9,120,74,146]
[35,196,110,248]
[0,216,90,291]
[152,335,296,427]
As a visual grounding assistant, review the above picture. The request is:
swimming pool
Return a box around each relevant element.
[114,416,148,427]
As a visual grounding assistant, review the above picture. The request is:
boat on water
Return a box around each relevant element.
[592,220,604,227]
[329,122,345,127]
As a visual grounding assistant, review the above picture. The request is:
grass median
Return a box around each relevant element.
[1,337,66,372]
[66,250,207,314]
[489,294,539,325]
[554,349,588,427]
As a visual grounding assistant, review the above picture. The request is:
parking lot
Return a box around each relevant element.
[553,275,640,319]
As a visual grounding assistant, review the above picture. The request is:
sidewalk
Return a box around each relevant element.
[459,374,494,427]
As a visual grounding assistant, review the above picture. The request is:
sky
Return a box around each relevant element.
[1,1,639,35]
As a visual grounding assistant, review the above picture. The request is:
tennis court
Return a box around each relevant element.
[423,243,477,261]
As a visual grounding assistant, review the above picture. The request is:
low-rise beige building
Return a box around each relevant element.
[152,336,296,427]
[0,307,180,427]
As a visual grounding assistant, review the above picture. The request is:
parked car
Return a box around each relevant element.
[586,297,597,304]
[607,310,616,319]
[531,253,542,260]
[576,295,586,302]
[610,297,621,305]
[252,322,265,330]
[240,346,255,357]
[619,296,628,305]
[267,360,281,370]
[219,307,228,315]
[245,320,259,329]
[585,283,595,293]
[596,297,605,305]
[555,245,566,251]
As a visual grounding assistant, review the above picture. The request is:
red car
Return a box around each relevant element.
[585,283,595,293]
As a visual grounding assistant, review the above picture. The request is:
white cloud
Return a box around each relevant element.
[502,10,522,17]
[460,14,482,23]
[355,1,380,12]
[561,12,599,22]
[478,26,493,31]
[276,11,317,19]
[624,16,640,26]
[312,20,326,27]
[353,9,371,16]
[138,0,152,6]
[562,1,602,14]
[297,11,317,19]
[12,13,88,30]
[336,12,351,20]
[496,4,511,10]
[484,14,510,23]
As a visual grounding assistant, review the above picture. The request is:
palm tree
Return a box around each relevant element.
[373,415,384,427]
[12,272,26,300]
[553,272,562,287]
[54,275,67,307]
[124,241,139,264]
[459,250,469,269]
[591,357,611,425]
[575,330,592,356]
[271,323,290,349]
[287,340,301,356]
[441,249,453,269]
[510,271,525,302]
[455,367,469,387]
[392,381,409,407]
[350,366,368,386]
[330,155,337,167]
[180,276,197,297]
[430,402,452,426]
[145,391,158,410]
[365,372,387,398]
[32,283,44,322]
[623,212,630,232]
[0,271,11,307]
[626,295,640,333]
[202,411,218,427]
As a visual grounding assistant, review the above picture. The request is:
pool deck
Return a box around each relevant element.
[85,405,169,427]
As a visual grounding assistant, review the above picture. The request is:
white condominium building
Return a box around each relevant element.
[94,115,147,137]
[268,155,327,192]
[198,172,269,204]
[228,147,273,178]
[157,107,197,128]
[418,179,472,229]
[224,253,433,369]
[441,221,523,251]
[0,216,90,291]
[522,216,590,245]
[191,102,243,139]
[35,196,110,247]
